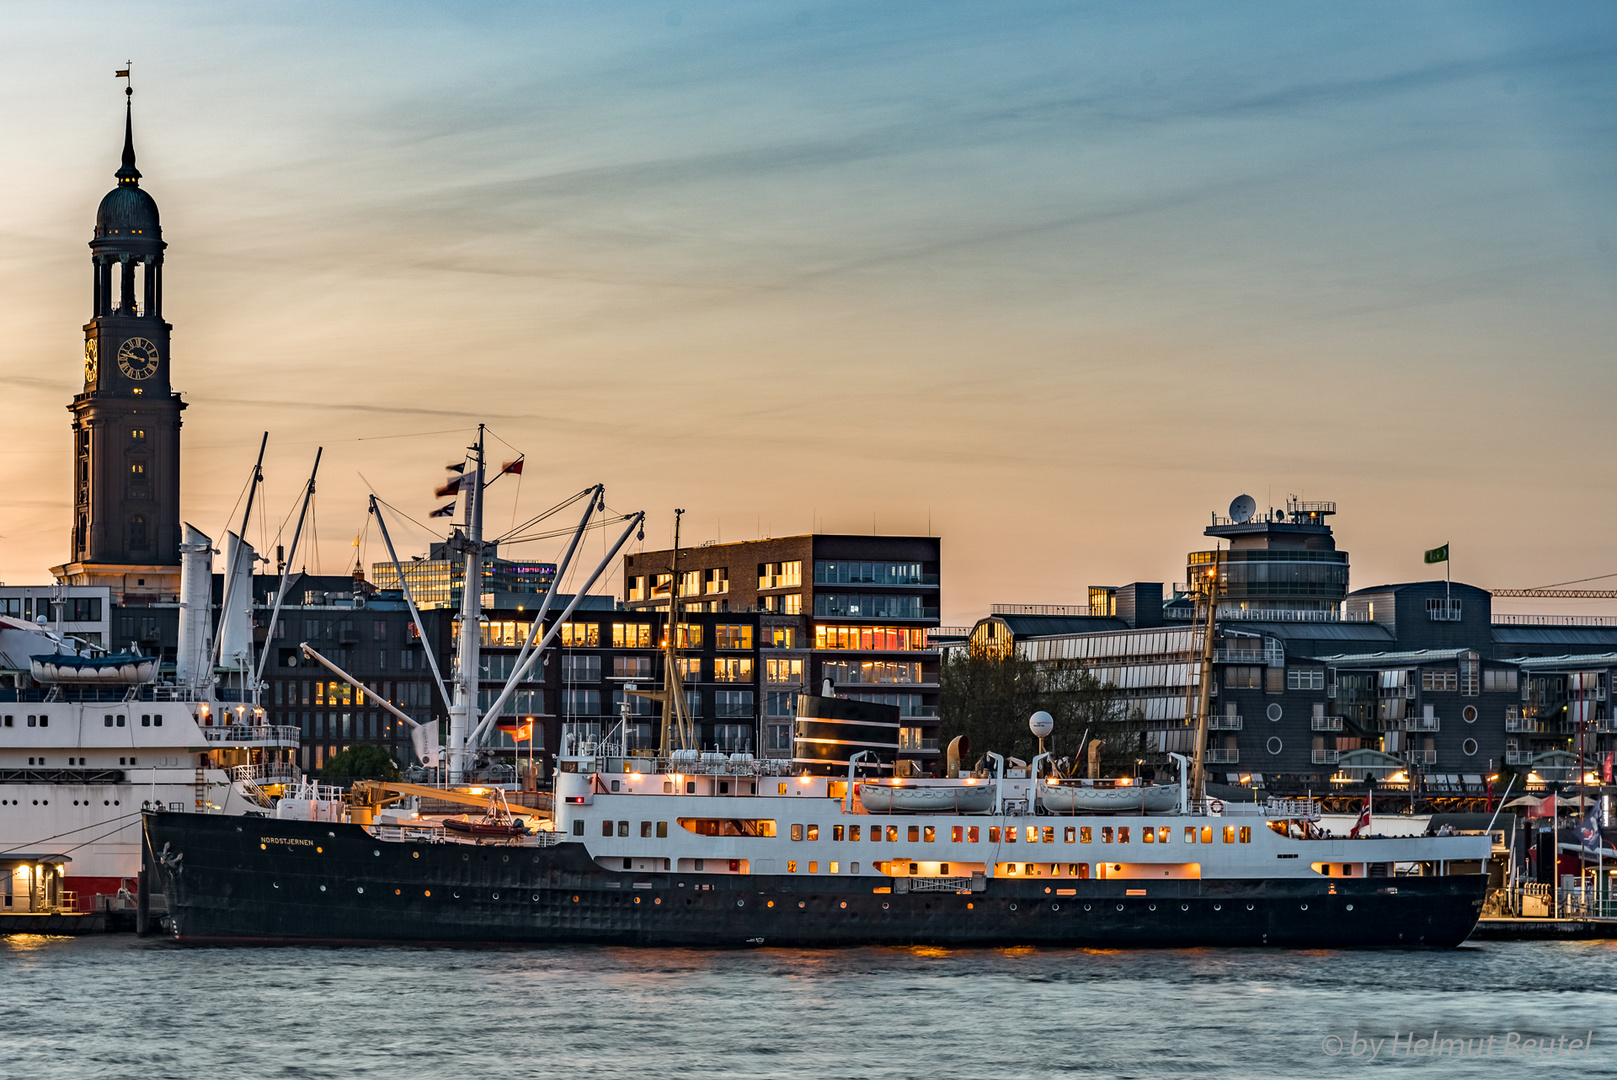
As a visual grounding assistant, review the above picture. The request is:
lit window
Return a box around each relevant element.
[808,862,818,874]
[830,861,839,874]
[951,826,963,842]
[1185,826,1197,844]
[923,826,935,842]
[1239,826,1252,843]
[989,827,1000,843]
[131,428,146,440]
[609,623,650,648]
[1025,826,1038,843]
[1201,826,1214,844]
[1064,827,1076,843]
[832,825,844,841]
[885,826,898,842]
[1158,827,1170,843]
[1100,827,1112,844]
[850,825,861,841]
[806,825,819,841]
[967,827,979,843]
[1143,828,1155,844]
[907,826,920,842]
[787,861,797,873]
[560,622,601,647]
[1004,827,1016,844]
[1077,864,1090,879]
[1080,827,1092,843]
[1042,827,1055,844]
[1118,827,1130,844]
[1223,826,1236,844]
[791,824,803,841]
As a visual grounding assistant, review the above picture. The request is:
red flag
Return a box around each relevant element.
[1605,752,1614,785]
[1526,793,1557,819]
[433,475,467,499]
[495,717,533,742]
[428,502,456,518]
[1349,797,1371,839]
[500,458,524,476]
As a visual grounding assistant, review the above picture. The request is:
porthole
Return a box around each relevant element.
[1346,903,1354,911]
[319,885,327,892]
[840,901,847,909]
[1180,903,1189,911]
[1266,703,1282,722]
[798,901,806,909]
[1083,904,1091,911]
[767,900,775,908]
[1213,903,1221,911]
[1009,903,1018,911]
[1463,705,1478,723]
[1300,903,1308,910]
[1463,738,1479,757]
[1266,737,1283,755]
[1052,903,1060,911]
[1148,904,1156,911]
[737,899,745,908]
[634,897,641,904]
[882,902,889,910]
[1246,902,1254,911]
[373,850,381,857]
[492,892,499,900]
[357,887,364,895]
[1116,904,1124,911]
[533,894,540,902]
[655,898,662,905]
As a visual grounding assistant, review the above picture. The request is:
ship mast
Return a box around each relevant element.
[448,426,487,784]
[648,509,696,757]
[1185,546,1223,804]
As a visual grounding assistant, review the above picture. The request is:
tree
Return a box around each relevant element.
[321,744,403,781]
[939,641,1137,774]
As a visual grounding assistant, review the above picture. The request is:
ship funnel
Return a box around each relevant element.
[218,532,257,672]
[176,523,214,688]
[946,735,969,778]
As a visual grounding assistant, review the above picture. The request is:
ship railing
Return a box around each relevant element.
[894,875,984,893]
[227,762,301,784]
[201,724,301,745]
[1262,797,1322,821]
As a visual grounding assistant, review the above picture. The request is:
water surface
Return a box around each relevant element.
[2,937,1614,1079]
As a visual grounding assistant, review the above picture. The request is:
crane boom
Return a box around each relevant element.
[1492,589,1617,599]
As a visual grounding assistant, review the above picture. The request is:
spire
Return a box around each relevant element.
[115,77,140,186]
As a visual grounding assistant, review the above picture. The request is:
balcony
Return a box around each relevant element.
[1207,715,1243,730]
[202,724,301,746]
[1506,717,1550,734]
[1405,749,1437,765]
[1311,749,1340,765]
[1505,749,1534,765]
[1310,716,1343,732]
[1205,749,1239,764]
[1401,716,1440,732]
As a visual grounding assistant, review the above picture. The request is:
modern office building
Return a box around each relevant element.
[623,534,942,769]
[955,498,1617,805]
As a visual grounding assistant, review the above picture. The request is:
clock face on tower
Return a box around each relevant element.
[117,337,160,381]
[84,339,98,385]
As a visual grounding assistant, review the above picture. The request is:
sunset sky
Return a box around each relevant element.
[4,2,1615,622]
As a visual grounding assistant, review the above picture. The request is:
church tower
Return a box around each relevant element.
[52,87,186,600]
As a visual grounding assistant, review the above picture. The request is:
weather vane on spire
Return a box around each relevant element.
[116,61,132,96]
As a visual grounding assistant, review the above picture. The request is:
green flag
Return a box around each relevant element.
[1424,543,1449,564]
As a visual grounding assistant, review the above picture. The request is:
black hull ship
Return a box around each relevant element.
[145,779,1488,949]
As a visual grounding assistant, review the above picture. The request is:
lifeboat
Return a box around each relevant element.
[441,815,529,838]
[30,652,157,686]
[856,780,997,814]
[1038,778,1179,815]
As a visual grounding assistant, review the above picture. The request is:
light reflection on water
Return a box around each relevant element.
[1,937,1615,1079]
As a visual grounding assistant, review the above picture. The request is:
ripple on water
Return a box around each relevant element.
[1,938,1615,1079]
